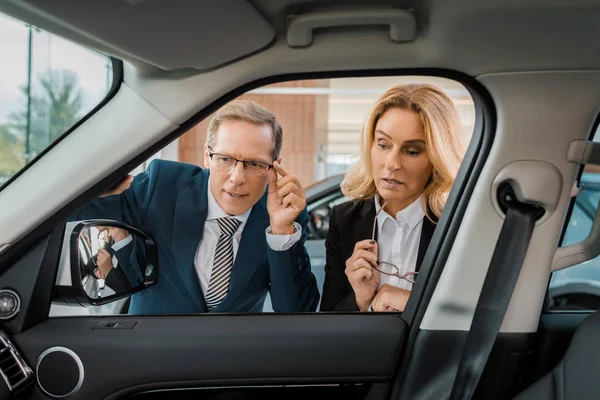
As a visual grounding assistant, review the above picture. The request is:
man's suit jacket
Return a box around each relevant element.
[75,159,320,314]
[319,198,436,312]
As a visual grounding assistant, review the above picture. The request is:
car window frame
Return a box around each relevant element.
[0,68,491,335]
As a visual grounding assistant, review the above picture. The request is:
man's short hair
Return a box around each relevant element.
[206,100,283,160]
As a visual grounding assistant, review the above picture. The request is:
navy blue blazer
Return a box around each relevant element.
[75,159,320,314]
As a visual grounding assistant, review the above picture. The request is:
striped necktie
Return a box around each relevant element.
[205,217,242,311]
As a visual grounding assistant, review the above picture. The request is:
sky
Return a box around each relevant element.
[0,12,112,125]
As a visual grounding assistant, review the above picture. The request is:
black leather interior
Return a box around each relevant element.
[516,310,600,399]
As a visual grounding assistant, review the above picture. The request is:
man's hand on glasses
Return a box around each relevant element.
[345,239,381,312]
[371,284,410,312]
[267,161,306,235]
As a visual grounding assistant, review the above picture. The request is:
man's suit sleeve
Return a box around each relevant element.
[72,160,163,228]
[104,266,132,293]
[112,240,144,286]
[267,208,320,312]
[319,206,360,311]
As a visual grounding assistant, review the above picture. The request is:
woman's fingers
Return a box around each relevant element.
[347,241,378,266]
[354,249,378,266]
[345,264,373,284]
[348,257,373,273]
[353,239,377,253]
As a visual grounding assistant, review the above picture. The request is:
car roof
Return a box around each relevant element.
[2,0,600,76]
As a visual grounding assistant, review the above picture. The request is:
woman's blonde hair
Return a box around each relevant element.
[341,83,466,220]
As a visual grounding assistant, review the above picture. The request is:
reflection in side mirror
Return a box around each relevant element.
[54,220,157,307]
[309,208,330,240]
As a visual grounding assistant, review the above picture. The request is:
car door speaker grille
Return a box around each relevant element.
[36,347,83,398]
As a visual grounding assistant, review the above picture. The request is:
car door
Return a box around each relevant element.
[0,70,498,400]
[0,69,528,400]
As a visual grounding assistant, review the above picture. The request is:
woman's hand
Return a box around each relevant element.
[345,240,380,311]
[371,284,411,312]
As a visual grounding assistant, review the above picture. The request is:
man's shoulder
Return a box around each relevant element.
[146,159,205,180]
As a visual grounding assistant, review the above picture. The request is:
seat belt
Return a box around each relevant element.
[449,183,544,400]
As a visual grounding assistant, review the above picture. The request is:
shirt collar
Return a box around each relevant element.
[206,177,252,224]
[375,194,425,232]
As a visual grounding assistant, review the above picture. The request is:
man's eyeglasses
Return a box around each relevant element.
[207,147,273,175]
[371,199,419,284]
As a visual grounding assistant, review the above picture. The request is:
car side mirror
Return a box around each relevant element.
[53,220,157,307]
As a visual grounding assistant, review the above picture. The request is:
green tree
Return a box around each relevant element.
[0,124,25,180]
[9,69,83,159]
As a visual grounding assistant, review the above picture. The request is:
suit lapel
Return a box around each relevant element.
[213,193,269,312]
[345,199,376,292]
[416,216,436,272]
[171,169,209,311]
[354,199,377,245]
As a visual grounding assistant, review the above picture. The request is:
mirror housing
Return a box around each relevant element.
[53,219,157,307]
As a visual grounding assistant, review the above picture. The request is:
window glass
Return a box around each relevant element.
[0,12,113,188]
[173,77,475,188]
[548,161,600,311]
[54,76,476,316]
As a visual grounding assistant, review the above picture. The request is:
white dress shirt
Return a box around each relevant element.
[194,179,301,296]
[111,234,133,268]
[374,195,425,292]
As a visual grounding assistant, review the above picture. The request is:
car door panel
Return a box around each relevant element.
[1,222,403,396]
[121,384,379,400]
[121,384,384,400]
[14,315,407,399]
[0,222,407,400]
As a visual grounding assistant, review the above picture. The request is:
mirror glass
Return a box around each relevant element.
[76,224,153,301]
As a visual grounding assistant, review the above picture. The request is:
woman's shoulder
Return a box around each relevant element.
[332,198,373,219]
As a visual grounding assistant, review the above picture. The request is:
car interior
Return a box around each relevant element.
[1,0,600,399]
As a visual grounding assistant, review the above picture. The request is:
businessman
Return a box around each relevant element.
[75,100,320,314]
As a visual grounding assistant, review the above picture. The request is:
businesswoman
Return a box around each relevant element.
[320,84,466,312]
